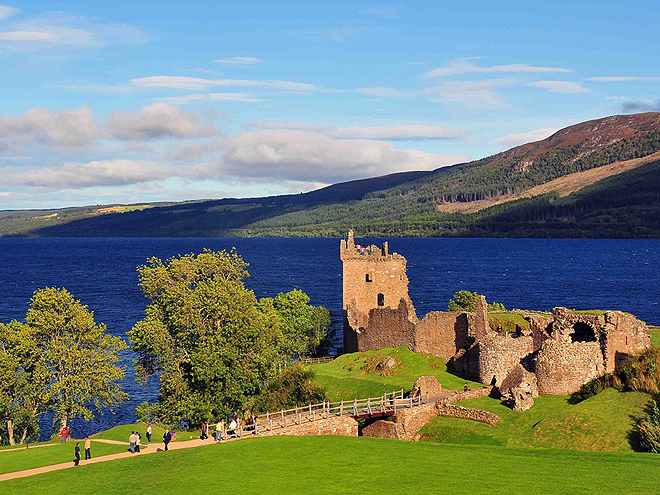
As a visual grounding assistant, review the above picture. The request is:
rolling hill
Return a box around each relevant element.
[1,112,659,238]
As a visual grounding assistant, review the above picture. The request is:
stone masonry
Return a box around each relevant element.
[259,416,358,438]
[341,231,651,398]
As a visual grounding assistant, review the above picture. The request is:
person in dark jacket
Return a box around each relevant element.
[74,442,81,466]
[163,430,171,451]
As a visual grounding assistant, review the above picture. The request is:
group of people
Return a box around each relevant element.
[60,426,72,444]
[73,437,92,466]
[128,431,141,453]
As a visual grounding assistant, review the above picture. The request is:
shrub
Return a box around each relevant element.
[636,398,660,453]
[568,375,613,404]
[249,364,327,414]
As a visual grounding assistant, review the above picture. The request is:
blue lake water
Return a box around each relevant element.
[1,237,659,439]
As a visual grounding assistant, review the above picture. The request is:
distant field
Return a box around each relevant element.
[309,347,481,401]
[420,388,649,452]
[3,436,660,494]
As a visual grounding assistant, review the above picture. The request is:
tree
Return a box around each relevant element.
[0,322,48,445]
[129,249,331,428]
[26,288,128,431]
[258,289,332,361]
[447,290,507,312]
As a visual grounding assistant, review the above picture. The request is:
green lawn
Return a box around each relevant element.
[419,388,650,452]
[309,347,481,401]
[3,435,660,494]
[0,441,127,475]
[650,327,660,346]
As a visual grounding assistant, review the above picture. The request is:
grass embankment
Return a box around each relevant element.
[309,347,480,401]
[3,435,660,494]
[650,327,660,346]
[419,388,649,451]
[0,441,127,475]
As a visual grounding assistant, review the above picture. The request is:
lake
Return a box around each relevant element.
[1,237,658,438]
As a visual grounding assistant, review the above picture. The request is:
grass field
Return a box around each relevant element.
[0,441,127,475]
[3,435,660,494]
[420,388,649,451]
[308,347,481,401]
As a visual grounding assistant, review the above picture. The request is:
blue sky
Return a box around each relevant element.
[1,1,658,209]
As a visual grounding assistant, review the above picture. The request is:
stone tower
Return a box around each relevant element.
[340,230,414,352]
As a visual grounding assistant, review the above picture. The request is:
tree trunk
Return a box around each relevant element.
[19,428,27,445]
[60,412,68,432]
[7,420,15,446]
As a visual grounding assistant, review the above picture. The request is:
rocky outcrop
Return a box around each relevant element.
[499,365,538,411]
[413,376,443,397]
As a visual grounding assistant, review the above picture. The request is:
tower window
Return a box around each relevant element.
[366,273,373,283]
[377,293,384,306]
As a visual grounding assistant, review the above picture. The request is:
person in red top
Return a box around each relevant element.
[61,427,67,444]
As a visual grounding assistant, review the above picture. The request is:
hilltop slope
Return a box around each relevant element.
[1,112,659,238]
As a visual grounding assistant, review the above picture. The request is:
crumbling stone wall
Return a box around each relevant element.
[535,340,604,395]
[260,416,358,438]
[413,376,443,398]
[435,403,501,426]
[440,386,494,404]
[602,311,650,371]
[476,335,534,386]
[352,299,417,352]
[415,311,469,359]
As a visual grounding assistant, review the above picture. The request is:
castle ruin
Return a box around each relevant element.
[341,231,650,401]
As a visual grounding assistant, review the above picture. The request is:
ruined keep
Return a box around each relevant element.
[341,231,651,397]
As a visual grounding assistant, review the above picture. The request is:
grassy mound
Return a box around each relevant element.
[419,388,649,452]
[308,346,480,401]
[3,435,660,494]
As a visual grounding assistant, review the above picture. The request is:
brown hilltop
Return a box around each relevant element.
[498,112,660,160]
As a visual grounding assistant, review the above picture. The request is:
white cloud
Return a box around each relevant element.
[586,76,660,81]
[130,75,321,92]
[0,5,18,21]
[528,80,591,94]
[3,159,170,188]
[357,87,406,97]
[424,79,509,109]
[0,30,58,41]
[331,125,465,140]
[493,127,561,148]
[251,122,466,140]
[219,129,470,182]
[0,12,147,49]
[107,102,218,141]
[0,106,100,147]
[156,93,261,104]
[167,140,222,161]
[214,57,261,64]
[424,58,573,78]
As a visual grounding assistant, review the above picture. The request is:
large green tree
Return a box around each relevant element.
[0,321,48,445]
[27,288,128,431]
[129,249,330,428]
[0,288,127,444]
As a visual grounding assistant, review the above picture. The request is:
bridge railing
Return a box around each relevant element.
[253,389,430,433]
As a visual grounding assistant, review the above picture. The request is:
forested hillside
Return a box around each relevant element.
[2,112,659,238]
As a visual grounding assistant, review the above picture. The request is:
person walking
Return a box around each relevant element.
[66,426,71,443]
[146,424,152,444]
[129,431,136,453]
[215,421,223,442]
[60,427,67,444]
[163,430,171,451]
[74,442,81,466]
[84,436,91,460]
[201,422,208,440]
[135,432,141,453]
[463,383,469,392]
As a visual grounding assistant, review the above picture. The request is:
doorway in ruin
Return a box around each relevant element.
[571,322,597,342]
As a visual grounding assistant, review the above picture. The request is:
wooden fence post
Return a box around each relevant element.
[340,400,344,415]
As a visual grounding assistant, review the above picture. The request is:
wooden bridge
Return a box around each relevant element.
[218,389,439,438]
